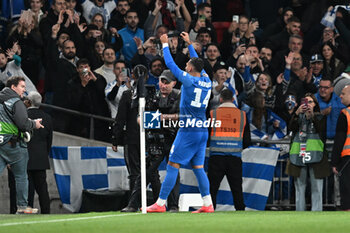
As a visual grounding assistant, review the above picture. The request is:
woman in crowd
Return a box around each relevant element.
[321,41,346,80]
[242,91,286,141]
[91,13,111,42]
[244,71,276,110]
[87,40,106,70]
[286,93,330,211]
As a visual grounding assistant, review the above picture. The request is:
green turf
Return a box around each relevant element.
[0,211,349,233]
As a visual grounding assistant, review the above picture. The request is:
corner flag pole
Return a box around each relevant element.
[138,69,147,214]
[139,97,147,214]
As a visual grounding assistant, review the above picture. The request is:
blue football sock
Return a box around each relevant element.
[159,164,179,200]
[193,168,210,197]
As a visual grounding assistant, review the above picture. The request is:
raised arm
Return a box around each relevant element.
[180,31,208,77]
[160,33,192,87]
[180,31,198,58]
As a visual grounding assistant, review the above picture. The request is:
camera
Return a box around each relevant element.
[144,85,165,157]
[238,37,249,47]
[153,38,161,45]
[145,84,158,111]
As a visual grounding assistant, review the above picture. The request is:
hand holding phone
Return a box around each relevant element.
[121,68,130,82]
[301,98,308,110]
[232,15,239,23]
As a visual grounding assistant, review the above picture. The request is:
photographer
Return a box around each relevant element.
[0,76,44,214]
[114,68,181,212]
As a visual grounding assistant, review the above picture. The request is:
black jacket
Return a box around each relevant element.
[265,29,290,54]
[67,73,110,141]
[112,89,139,146]
[46,36,78,108]
[27,108,53,170]
[108,9,126,30]
[0,88,36,132]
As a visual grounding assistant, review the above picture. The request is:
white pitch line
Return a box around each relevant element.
[0,213,142,227]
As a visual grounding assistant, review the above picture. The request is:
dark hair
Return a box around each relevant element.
[85,24,99,34]
[94,39,106,48]
[189,57,204,73]
[125,9,138,17]
[197,2,211,11]
[260,46,272,52]
[114,59,126,68]
[117,0,129,5]
[92,13,105,25]
[249,91,266,130]
[319,78,333,86]
[282,7,294,16]
[220,89,233,102]
[76,58,90,67]
[156,24,169,33]
[287,16,300,24]
[321,41,336,55]
[6,76,25,88]
[321,41,337,78]
[206,43,220,51]
[238,15,249,22]
[197,27,211,36]
[150,57,165,68]
[0,49,6,56]
[102,46,115,56]
[62,39,74,48]
[57,28,70,39]
[246,44,258,51]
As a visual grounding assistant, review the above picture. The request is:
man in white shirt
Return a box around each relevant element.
[95,47,116,84]
[105,60,131,118]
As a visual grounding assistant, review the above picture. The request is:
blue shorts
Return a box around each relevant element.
[169,128,208,166]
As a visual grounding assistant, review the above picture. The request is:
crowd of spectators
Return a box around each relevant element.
[0,0,349,143]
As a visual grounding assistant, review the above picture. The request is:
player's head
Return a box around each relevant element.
[186,57,204,73]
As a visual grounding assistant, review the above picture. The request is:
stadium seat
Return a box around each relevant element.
[212,22,231,43]
[178,193,203,211]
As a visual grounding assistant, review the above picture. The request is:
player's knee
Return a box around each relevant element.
[168,161,180,169]
[192,165,204,169]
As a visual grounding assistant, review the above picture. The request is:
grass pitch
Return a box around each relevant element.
[0,211,349,233]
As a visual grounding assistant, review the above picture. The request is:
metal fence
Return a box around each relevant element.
[40,103,114,139]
